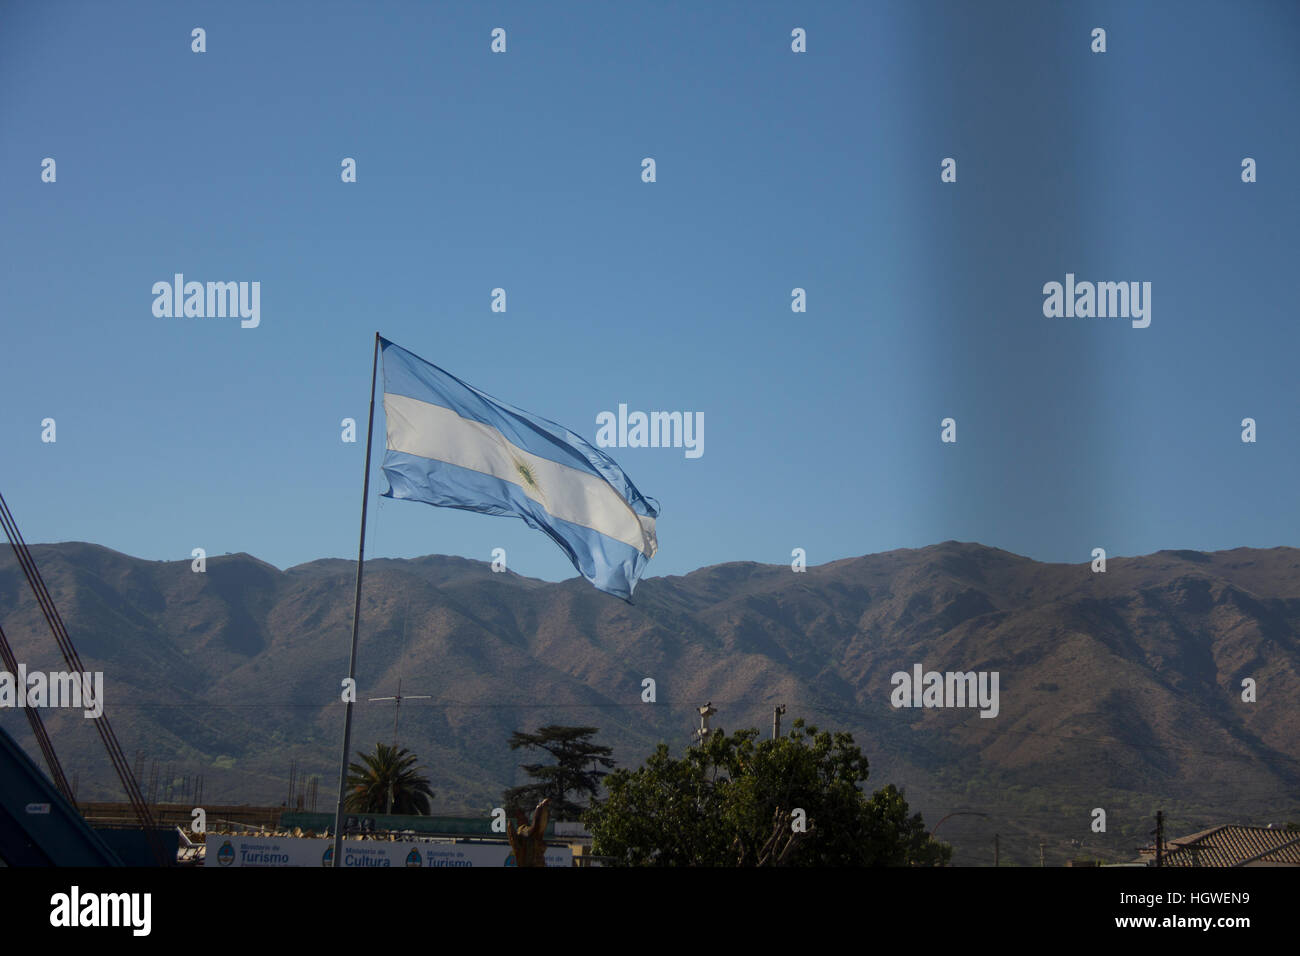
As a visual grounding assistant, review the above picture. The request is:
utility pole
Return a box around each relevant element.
[1154,810,1164,868]
[994,833,999,867]
[772,704,786,740]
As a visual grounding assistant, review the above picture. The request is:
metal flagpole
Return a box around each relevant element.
[333,332,381,866]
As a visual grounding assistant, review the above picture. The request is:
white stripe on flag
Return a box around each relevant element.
[384,392,657,557]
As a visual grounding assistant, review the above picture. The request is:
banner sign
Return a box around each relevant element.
[205,835,572,868]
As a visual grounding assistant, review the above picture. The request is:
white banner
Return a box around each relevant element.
[205,835,572,868]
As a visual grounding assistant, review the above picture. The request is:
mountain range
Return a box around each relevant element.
[1,540,1297,865]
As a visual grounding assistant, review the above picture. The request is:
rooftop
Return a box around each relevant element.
[1139,825,1300,867]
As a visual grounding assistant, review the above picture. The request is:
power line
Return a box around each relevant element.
[41,698,1296,767]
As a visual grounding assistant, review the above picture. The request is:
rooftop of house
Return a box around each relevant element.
[1137,824,1300,867]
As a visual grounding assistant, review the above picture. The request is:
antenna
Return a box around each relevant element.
[367,598,431,751]
[368,677,432,750]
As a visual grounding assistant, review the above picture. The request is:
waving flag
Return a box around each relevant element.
[377,337,659,601]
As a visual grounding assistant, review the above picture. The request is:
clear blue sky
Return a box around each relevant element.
[3,1,1298,584]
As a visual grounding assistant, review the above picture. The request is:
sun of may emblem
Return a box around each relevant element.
[515,460,539,491]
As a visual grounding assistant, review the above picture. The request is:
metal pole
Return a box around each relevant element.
[332,332,381,866]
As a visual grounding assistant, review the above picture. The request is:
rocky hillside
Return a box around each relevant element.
[2,541,1296,865]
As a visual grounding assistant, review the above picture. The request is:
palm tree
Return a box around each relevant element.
[345,742,435,815]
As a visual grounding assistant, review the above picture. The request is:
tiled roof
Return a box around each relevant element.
[1145,825,1300,867]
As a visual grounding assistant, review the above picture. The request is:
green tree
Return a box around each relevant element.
[345,742,435,815]
[584,719,951,866]
[502,725,615,822]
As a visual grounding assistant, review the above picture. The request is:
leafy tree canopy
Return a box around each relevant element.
[584,719,951,866]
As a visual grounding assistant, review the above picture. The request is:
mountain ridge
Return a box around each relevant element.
[1,539,1296,865]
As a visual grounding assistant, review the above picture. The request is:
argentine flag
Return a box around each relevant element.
[378,337,659,601]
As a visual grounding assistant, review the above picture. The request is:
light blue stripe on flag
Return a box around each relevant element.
[378,337,659,601]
